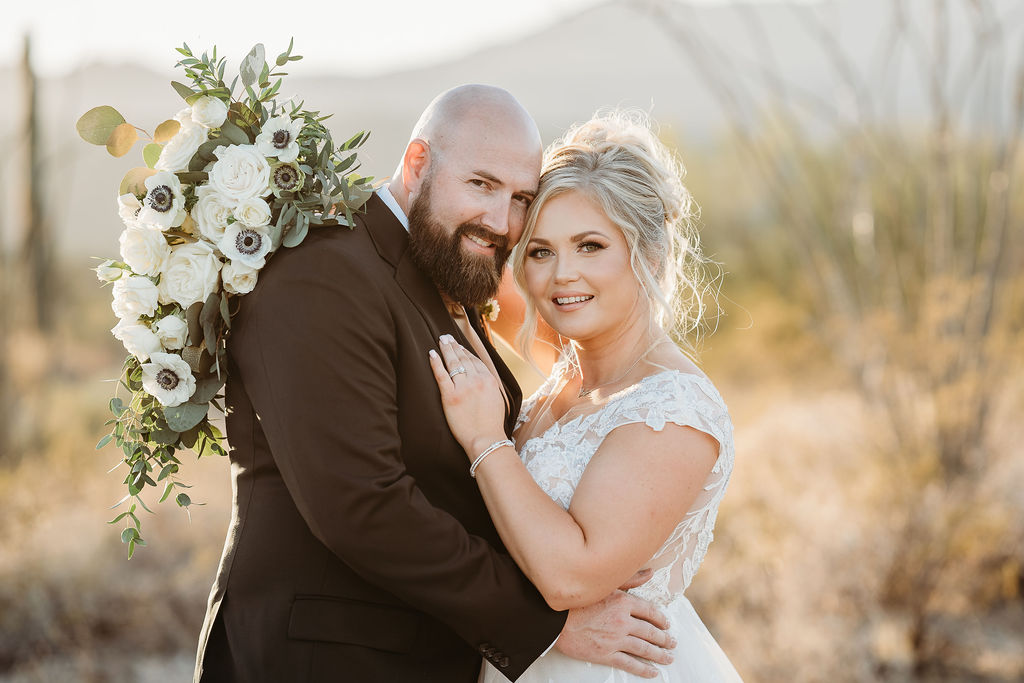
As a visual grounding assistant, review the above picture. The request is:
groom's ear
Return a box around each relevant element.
[402,138,431,194]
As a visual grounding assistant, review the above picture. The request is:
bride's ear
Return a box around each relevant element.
[402,138,431,196]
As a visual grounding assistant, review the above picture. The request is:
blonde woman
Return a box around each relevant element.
[429,112,742,682]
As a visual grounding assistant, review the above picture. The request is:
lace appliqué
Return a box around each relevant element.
[515,368,735,606]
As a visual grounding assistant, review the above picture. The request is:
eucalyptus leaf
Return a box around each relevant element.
[268,221,284,250]
[120,167,157,196]
[180,424,201,449]
[199,292,221,360]
[76,106,126,145]
[142,143,163,169]
[153,119,181,143]
[110,397,126,417]
[197,138,229,160]
[163,402,209,432]
[175,171,209,185]
[240,44,265,86]
[191,377,225,405]
[157,464,179,482]
[150,425,180,445]
[282,213,309,248]
[106,122,138,157]
[171,80,196,101]
[96,434,113,450]
[220,119,250,145]
[219,291,231,329]
[185,302,204,346]
[176,493,192,508]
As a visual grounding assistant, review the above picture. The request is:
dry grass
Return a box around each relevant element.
[0,281,1021,682]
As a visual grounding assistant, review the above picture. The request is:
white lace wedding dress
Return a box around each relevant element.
[481,361,742,682]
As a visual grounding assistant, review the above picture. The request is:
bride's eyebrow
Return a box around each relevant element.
[570,230,610,241]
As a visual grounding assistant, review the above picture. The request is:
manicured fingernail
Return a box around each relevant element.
[429,349,438,358]
[441,334,455,344]
[668,637,677,648]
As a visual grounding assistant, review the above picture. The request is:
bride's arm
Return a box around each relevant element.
[429,337,719,611]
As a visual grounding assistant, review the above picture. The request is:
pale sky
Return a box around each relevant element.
[2,0,800,78]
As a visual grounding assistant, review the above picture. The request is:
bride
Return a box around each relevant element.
[428,112,743,682]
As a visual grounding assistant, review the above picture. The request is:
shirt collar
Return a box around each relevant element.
[375,183,409,232]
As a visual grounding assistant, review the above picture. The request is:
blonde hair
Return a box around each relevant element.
[511,110,720,364]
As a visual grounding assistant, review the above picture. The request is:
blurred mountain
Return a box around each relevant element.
[1,0,1020,258]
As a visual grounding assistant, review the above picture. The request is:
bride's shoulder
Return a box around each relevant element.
[599,351,732,444]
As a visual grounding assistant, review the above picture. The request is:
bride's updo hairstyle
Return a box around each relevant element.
[511,110,719,364]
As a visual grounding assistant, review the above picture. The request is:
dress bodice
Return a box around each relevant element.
[514,361,735,606]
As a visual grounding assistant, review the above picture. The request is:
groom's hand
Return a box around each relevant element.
[553,570,675,678]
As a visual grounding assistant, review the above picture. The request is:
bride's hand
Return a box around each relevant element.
[428,335,508,459]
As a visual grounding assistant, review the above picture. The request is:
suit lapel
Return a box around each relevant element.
[466,307,523,435]
[359,195,522,434]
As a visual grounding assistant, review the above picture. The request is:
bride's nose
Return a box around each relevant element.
[553,256,580,284]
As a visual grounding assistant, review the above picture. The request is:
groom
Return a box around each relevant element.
[194,85,674,682]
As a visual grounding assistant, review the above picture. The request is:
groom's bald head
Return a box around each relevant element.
[390,84,542,223]
[408,84,541,166]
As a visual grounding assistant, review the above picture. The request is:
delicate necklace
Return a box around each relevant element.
[576,338,671,398]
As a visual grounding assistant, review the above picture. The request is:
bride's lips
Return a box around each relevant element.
[551,293,594,311]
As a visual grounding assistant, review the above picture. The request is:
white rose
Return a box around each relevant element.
[117,193,143,228]
[208,144,271,202]
[95,259,125,282]
[219,223,272,270]
[191,96,228,129]
[154,314,189,350]
[111,275,159,320]
[119,224,170,277]
[255,115,304,164]
[193,186,236,242]
[157,241,222,308]
[222,260,259,295]
[141,352,197,407]
[155,108,208,173]
[111,319,163,362]
[233,197,271,228]
[137,171,186,230]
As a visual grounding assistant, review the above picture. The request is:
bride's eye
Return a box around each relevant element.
[579,241,605,253]
[528,247,553,259]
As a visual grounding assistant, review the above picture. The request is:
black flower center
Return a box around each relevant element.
[156,368,180,390]
[273,165,298,190]
[236,230,263,255]
[148,186,173,213]
[272,130,291,149]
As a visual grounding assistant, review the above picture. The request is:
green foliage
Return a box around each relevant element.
[86,39,373,556]
[76,105,125,145]
[142,143,163,169]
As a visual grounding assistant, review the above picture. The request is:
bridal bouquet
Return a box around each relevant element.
[79,41,373,556]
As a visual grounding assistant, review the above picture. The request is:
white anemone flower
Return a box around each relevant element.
[137,171,187,230]
[141,352,197,407]
[219,223,272,270]
[255,115,303,163]
[117,193,144,228]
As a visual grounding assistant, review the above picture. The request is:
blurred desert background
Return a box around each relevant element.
[1,0,1022,681]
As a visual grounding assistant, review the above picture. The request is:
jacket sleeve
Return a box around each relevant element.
[231,240,565,680]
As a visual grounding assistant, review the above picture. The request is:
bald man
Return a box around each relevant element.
[194,85,673,683]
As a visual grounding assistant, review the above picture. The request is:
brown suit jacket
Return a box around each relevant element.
[193,194,566,682]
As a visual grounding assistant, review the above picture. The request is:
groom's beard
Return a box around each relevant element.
[407,181,510,308]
